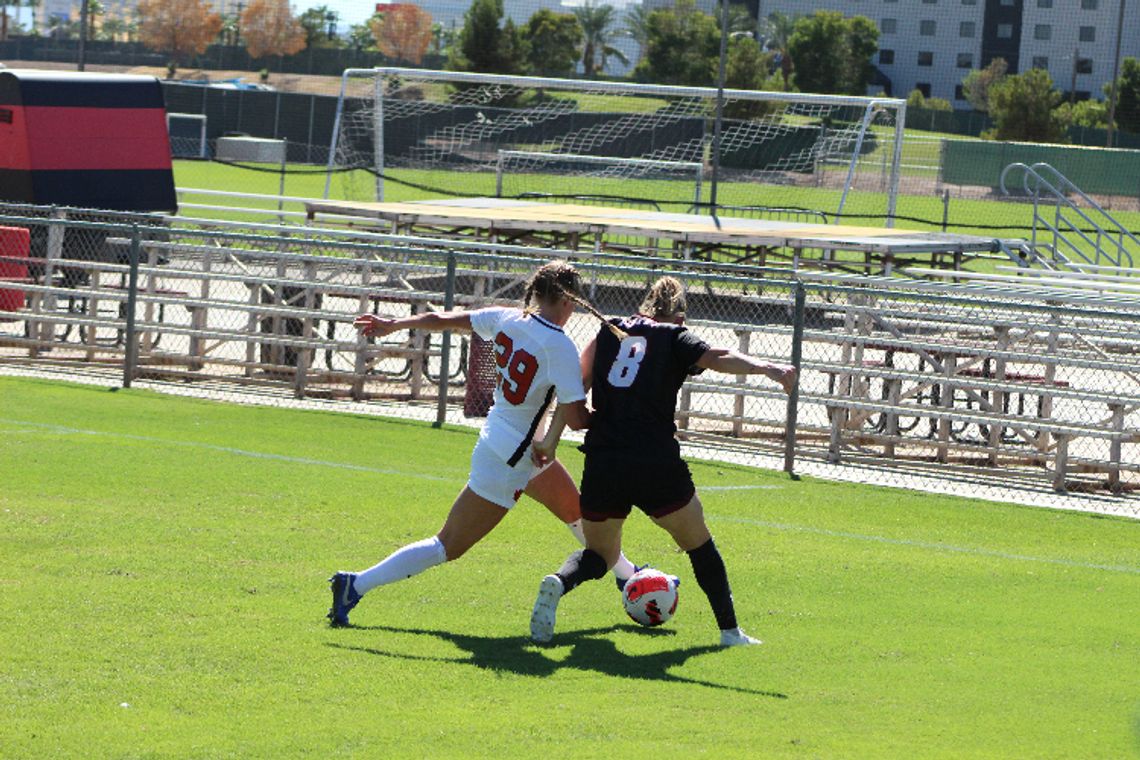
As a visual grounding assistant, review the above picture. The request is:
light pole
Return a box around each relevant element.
[1106,0,1126,148]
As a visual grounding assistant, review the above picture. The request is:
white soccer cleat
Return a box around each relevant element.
[720,627,763,647]
[530,574,564,644]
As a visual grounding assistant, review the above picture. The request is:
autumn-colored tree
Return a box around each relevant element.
[137,0,221,66]
[371,4,433,65]
[241,0,306,61]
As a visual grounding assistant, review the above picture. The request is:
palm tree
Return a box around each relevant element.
[573,1,628,78]
[623,3,650,61]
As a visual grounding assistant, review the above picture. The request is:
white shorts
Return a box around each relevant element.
[467,437,548,509]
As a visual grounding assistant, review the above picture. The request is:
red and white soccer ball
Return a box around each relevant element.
[622,568,679,627]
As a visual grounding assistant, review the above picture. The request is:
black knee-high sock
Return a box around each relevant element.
[555,549,608,594]
[687,538,737,631]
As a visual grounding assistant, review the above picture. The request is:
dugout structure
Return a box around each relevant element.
[324,68,906,223]
[0,70,177,287]
[0,70,177,211]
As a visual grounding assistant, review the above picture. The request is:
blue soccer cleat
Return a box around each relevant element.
[327,572,361,627]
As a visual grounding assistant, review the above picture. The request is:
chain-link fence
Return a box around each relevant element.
[1,207,1137,515]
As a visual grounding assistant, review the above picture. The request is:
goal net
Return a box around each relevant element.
[325,68,906,222]
[495,150,703,208]
[167,113,208,159]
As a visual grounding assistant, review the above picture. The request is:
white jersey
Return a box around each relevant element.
[469,306,586,466]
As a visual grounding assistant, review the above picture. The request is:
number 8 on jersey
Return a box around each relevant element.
[607,336,648,388]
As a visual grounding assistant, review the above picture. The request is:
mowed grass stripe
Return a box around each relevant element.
[2,377,1138,759]
[5,415,1135,576]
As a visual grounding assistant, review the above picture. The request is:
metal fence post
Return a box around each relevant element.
[434,252,457,428]
[122,225,141,388]
[783,281,805,474]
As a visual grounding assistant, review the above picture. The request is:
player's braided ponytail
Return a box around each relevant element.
[639,276,687,321]
[523,260,627,340]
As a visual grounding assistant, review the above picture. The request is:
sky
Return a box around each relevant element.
[325,0,383,29]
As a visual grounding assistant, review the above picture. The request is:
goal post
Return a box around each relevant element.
[324,67,907,224]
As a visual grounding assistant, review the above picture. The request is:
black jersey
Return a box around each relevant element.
[582,314,710,454]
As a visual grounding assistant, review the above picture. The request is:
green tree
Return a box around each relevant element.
[298,5,340,48]
[723,35,778,117]
[787,10,878,95]
[961,58,1008,113]
[347,14,379,52]
[525,9,582,78]
[448,0,527,75]
[987,67,1067,143]
[1057,98,1107,129]
[573,1,628,78]
[632,0,718,86]
[1106,57,1140,134]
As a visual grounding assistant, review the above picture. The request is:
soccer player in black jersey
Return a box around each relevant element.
[528,276,796,646]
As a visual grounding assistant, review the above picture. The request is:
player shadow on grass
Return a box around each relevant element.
[327,624,787,698]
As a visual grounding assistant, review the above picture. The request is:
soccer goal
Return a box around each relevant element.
[324,68,907,223]
[494,150,704,207]
[167,113,208,159]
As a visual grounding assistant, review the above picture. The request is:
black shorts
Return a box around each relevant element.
[579,449,696,521]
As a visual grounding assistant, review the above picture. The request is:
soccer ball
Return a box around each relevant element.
[622,568,679,627]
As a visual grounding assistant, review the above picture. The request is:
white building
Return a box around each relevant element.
[695,0,1140,107]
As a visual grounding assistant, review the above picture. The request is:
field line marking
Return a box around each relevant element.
[3,418,774,492]
[0,419,458,482]
[710,515,1140,576]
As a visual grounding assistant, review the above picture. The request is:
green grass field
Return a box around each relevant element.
[2,376,1138,758]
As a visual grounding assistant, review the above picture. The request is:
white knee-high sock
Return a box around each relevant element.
[354,536,447,596]
[565,519,636,582]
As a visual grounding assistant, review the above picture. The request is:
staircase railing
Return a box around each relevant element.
[999,162,1137,272]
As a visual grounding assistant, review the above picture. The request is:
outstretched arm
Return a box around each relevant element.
[695,348,797,394]
[353,309,473,338]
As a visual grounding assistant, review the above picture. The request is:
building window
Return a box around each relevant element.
[957,53,974,68]
[955,85,966,100]
[1037,0,1053,6]
[960,21,975,37]
[1079,26,1095,42]
[1000,0,1014,5]
[920,20,936,35]
[1081,0,1097,8]
[916,83,932,97]
[1034,24,1051,40]
[1032,55,1049,69]
[997,23,1013,39]
[879,49,895,64]
[881,18,897,33]
[962,0,977,4]
[918,51,934,66]
[1076,58,1093,74]
[922,0,936,4]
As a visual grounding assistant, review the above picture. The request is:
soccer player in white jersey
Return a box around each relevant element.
[327,260,636,626]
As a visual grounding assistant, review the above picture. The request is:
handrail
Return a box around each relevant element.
[999,162,1136,270]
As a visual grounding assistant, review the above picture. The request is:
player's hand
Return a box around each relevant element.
[770,363,798,395]
[530,437,557,467]
[353,314,397,337]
